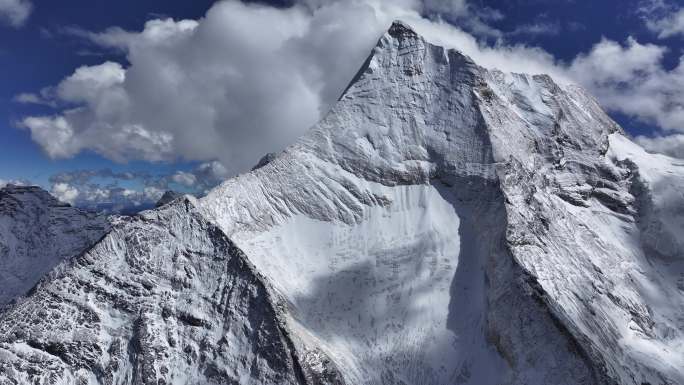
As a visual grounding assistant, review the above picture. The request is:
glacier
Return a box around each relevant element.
[0,21,683,385]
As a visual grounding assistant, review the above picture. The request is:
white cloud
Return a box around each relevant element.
[57,61,126,103]
[569,37,667,83]
[49,181,163,212]
[17,0,684,177]
[22,3,323,171]
[192,160,230,187]
[642,1,684,39]
[567,37,684,132]
[171,171,197,187]
[21,61,178,162]
[42,160,232,213]
[13,87,58,107]
[81,187,111,202]
[0,179,16,189]
[509,21,561,37]
[0,0,31,27]
[650,9,684,38]
[0,179,28,188]
[14,93,42,104]
[18,0,558,174]
[22,116,78,159]
[635,134,684,158]
[51,182,79,205]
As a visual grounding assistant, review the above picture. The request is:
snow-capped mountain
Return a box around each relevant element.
[1,21,683,385]
[0,185,110,308]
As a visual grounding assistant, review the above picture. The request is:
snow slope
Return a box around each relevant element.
[0,185,110,307]
[0,21,682,385]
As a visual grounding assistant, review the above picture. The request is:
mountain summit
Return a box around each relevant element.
[1,21,683,385]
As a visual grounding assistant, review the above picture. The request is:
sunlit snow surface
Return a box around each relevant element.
[232,184,506,384]
[607,134,684,375]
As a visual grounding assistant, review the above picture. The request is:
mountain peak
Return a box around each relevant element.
[0,184,68,208]
[155,190,183,208]
[387,20,418,38]
[2,184,50,196]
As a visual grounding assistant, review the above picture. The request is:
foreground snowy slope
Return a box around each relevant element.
[0,185,110,307]
[0,21,682,385]
[0,197,343,384]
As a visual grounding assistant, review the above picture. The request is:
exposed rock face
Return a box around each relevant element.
[0,21,683,385]
[252,153,279,171]
[155,190,183,208]
[0,185,110,307]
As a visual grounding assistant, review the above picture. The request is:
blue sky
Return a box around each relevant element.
[1,0,684,210]
[0,0,216,183]
[0,0,230,209]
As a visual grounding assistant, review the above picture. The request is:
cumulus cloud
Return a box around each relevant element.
[17,0,561,173]
[567,37,684,132]
[184,160,230,191]
[16,0,684,174]
[0,0,31,27]
[51,182,79,205]
[565,35,684,159]
[22,5,320,170]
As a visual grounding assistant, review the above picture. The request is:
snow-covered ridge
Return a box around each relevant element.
[0,184,110,307]
[0,21,682,385]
